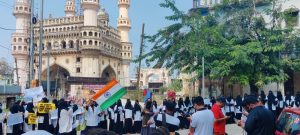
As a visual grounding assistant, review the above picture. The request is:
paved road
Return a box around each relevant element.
[131,124,244,135]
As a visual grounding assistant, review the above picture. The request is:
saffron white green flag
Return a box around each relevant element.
[91,79,127,110]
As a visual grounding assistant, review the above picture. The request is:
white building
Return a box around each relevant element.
[139,68,171,92]
[11,0,132,97]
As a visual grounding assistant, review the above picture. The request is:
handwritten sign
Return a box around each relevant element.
[7,113,23,126]
[37,103,55,113]
[28,113,37,125]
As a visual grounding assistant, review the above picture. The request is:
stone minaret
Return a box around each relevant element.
[118,0,132,86]
[12,0,31,89]
[81,0,99,26]
[65,0,76,17]
[80,0,101,78]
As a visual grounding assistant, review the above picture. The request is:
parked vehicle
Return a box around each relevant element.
[276,108,300,135]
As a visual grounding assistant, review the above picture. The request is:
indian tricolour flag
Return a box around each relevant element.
[91,79,127,110]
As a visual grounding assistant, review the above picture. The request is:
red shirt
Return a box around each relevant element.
[211,104,226,134]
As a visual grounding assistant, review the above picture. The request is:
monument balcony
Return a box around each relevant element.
[81,0,99,9]
[118,0,130,6]
[34,48,79,55]
[117,19,131,28]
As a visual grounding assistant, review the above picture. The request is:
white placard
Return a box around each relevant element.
[50,109,58,120]
[7,113,23,126]
[23,86,45,103]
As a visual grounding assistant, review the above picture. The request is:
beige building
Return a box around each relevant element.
[11,0,132,97]
[139,68,171,92]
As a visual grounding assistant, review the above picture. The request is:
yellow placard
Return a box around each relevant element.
[37,103,55,113]
[28,113,37,125]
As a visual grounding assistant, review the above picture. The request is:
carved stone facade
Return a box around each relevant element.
[139,68,171,91]
[12,0,132,97]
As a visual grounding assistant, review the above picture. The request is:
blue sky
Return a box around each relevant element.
[0,0,192,77]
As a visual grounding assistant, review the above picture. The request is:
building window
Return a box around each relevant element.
[76,57,81,62]
[76,68,80,73]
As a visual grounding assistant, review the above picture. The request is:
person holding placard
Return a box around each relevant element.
[50,99,58,134]
[24,103,36,132]
[37,98,51,132]
[85,100,101,131]
[58,100,78,135]
[5,103,23,135]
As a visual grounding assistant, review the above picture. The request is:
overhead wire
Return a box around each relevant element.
[0,1,13,9]
[0,44,11,51]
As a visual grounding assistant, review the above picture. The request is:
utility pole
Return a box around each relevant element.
[29,0,35,87]
[38,0,44,86]
[47,45,50,99]
[137,23,145,101]
[137,23,145,91]
[15,58,20,86]
[55,66,60,99]
[201,57,205,98]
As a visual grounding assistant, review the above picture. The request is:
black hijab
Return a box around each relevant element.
[184,97,191,107]
[125,99,133,110]
[277,91,283,101]
[236,95,243,106]
[178,98,184,108]
[26,103,35,113]
[153,100,158,109]
[285,92,291,101]
[260,91,266,100]
[133,100,141,113]
[267,91,276,103]
[10,104,19,114]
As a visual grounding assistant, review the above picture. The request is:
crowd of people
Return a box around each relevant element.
[0,90,299,135]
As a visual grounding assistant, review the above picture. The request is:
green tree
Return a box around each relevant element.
[0,58,13,78]
[139,0,300,95]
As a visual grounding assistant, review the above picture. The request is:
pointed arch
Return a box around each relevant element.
[101,65,116,82]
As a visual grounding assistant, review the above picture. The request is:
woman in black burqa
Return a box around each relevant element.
[235,95,243,120]
[133,100,142,133]
[124,99,133,134]
[37,98,51,132]
[176,98,185,129]
[7,102,22,135]
[267,91,277,115]
[276,91,285,118]
[108,103,116,132]
[114,99,124,135]
[295,92,300,107]
[24,103,36,132]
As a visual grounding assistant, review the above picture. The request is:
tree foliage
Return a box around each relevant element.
[139,0,300,94]
[0,58,13,77]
